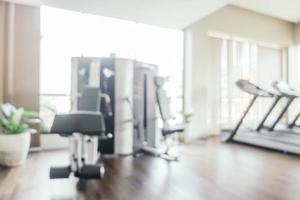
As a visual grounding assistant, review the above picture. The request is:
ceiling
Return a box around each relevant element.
[5,0,300,29]
[4,0,232,29]
[233,0,300,24]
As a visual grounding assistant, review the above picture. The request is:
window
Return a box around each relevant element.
[40,6,183,131]
[216,36,286,129]
[220,39,258,128]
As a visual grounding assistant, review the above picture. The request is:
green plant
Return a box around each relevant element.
[0,103,38,134]
[181,111,192,124]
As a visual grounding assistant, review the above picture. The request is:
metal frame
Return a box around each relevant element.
[224,79,275,142]
[268,97,295,131]
[256,95,281,131]
[289,112,300,128]
[225,95,257,142]
[222,80,300,155]
[69,133,101,172]
[50,132,106,179]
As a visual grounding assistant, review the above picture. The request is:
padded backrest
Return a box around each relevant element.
[156,88,173,122]
[79,87,113,117]
[51,112,105,136]
[79,87,101,112]
[236,79,274,97]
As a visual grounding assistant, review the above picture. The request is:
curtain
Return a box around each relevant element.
[256,46,285,125]
[0,1,40,147]
[208,37,223,133]
[217,37,285,130]
[218,39,259,128]
[0,1,40,110]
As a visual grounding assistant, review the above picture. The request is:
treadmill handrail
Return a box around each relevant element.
[236,79,275,97]
[224,79,275,142]
[272,80,300,98]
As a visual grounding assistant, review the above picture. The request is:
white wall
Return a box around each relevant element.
[294,23,300,44]
[184,5,295,140]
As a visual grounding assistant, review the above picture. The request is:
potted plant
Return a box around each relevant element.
[180,111,193,142]
[0,103,37,167]
[181,112,192,124]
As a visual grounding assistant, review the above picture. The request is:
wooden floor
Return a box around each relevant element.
[1,137,300,200]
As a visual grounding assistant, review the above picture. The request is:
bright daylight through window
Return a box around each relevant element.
[40,6,183,131]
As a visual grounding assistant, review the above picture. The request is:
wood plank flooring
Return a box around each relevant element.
[1,137,300,200]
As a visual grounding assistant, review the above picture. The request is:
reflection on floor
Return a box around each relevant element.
[1,137,300,200]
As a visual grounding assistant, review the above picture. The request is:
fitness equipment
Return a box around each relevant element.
[154,77,184,161]
[222,79,300,154]
[131,76,184,161]
[49,112,110,179]
[71,56,183,160]
[71,57,160,155]
[130,63,162,157]
[254,80,300,133]
[223,79,275,141]
[269,80,300,131]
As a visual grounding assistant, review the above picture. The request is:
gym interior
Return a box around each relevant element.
[1,0,300,199]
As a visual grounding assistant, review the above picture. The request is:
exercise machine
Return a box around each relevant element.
[50,76,113,179]
[49,112,110,179]
[71,56,183,160]
[154,76,184,161]
[269,80,300,132]
[254,80,300,133]
[132,76,184,161]
[223,79,275,141]
[71,57,160,155]
[222,79,300,154]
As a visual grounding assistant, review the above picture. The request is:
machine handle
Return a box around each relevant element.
[101,93,113,116]
[99,133,113,140]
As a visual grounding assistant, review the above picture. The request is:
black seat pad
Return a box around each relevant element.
[51,111,105,136]
[162,124,184,136]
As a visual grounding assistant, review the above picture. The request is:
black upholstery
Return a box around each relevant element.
[162,124,184,137]
[51,111,106,136]
[79,87,101,111]
[79,87,112,116]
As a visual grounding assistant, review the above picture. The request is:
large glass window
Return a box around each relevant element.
[219,39,258,128]
[40,6,183,131]
[216,36,286,129]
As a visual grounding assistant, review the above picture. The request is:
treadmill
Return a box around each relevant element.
[269,80,300,132]
[222,79,300,154]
